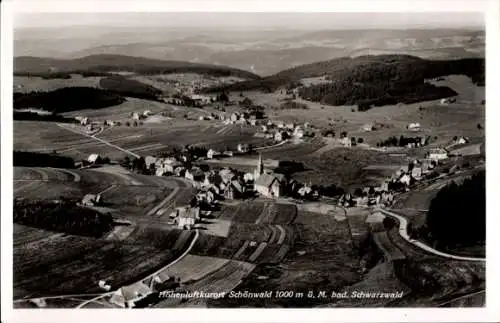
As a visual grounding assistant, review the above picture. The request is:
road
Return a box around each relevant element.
[57,123,140,158]
[376,208,485,262]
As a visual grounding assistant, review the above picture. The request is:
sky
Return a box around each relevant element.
[14,12,484,30]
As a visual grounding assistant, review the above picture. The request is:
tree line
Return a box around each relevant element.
[14,87,126,113]
[14,151,76,168]
[411,171,485,250]
[14,199,114,237]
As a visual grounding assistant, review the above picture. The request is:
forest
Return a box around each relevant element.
[14,199,115,237]
[14,151,76,168]
[14,111,78,123]
[99,75,163,100]
[419,171,485,250]
[205,55,484,108]
[13,87,126,113]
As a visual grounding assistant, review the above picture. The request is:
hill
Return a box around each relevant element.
[205,55,484,108]
[14,54,261,80]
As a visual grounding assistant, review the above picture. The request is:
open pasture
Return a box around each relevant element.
[63,97,178,121]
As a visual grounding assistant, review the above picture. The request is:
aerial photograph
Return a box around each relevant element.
[12,10,485,309]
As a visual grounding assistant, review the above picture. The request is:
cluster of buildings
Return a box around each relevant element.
[339,146,451,208]
[255,120,311,143]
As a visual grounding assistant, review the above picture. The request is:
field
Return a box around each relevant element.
[243,75,484,149]
[210,210,361,307]
[290,147,409,189]
[14,119,270,161]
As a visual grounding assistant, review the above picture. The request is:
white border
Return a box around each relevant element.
[2,1,499,322]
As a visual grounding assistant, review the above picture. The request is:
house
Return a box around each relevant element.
[219,168,236,184]
[250,119,257,126]
[407,123,421,131]
[293,127,304,139]
[276,121,285,129]
[411,167,422,180]
[198,116,206,121]
[80,117,89,125]
[174,166,186,177]
[237,143,249,153]
[230,113,240,122]
[274,131,284,142]
[173,206,200,229]
[110,282,153,308]
[456,136,468,144]
[207,149,219,159]
[243,172,254,182]
[82,194,101,206]
[285,122,295,130]
[196,190,215,204]
[87,153,101,164]
[143,110,152,117]
[223,150,233,157]
[185,167,205,182]
[132,112,141,120]
[261,125,268,132]
[399,174,412,186]
[224,180,245,200]
[254,173,285,198]
[428,148,448,161]
[441,97,456,105]
[361,124,373,132]
[339,137,351,148]
[145,156,157,169]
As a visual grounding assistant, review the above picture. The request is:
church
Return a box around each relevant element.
[253,154,285,198]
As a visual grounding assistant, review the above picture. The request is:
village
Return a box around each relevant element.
[76,122,469,233]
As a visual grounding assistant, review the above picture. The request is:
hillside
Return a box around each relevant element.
[205,55,484,107]
[14,54,261,80]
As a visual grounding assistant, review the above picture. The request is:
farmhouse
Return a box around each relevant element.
[174,166,186,177]
[87,153,101,164]
[254,173,285,198]
[224,180,245,200]
[145,156,157,169]
[361,124,373,132]
[185,167,205,182]
[427,148,448,161]
[411,167,423,180]
[173,206,200,229]
[110,282,153,308]
[407,123,421,131]
[79,117,89,125]
[399,174,412,186]
[132,112,141,120]
[81,194,101,207]
[237,143,250,153]
[339,137,351,148]
[207,149,220,159]
[219,168,236,184]
[293,127,304,139]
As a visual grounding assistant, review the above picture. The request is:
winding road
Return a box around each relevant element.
[376,208,485,262]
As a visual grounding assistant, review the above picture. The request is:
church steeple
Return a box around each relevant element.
[254,153,264,180]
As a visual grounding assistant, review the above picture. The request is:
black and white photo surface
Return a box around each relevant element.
[3,0,493,318]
